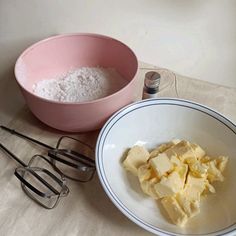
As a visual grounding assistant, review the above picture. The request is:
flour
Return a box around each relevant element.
[33,67,127,102]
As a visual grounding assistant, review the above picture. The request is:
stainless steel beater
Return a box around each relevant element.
[0,126,96,182]
[0,143,69,209]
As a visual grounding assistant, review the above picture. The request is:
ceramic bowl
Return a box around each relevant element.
[14,33,138,132]
[96,98,236,236]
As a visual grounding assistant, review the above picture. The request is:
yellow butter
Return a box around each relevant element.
[154,170,185,198]
[161,196,188,227]
[190,143,206,159]
[122,139,228,227]
[176,193,200,217]
[206,160,224,183]
[216,156,228,172]
[189,161,208,177]
[149,139,180,159]
[150,153,173,177]
[183,173,206,201]
[137,163,152,183]
[123,145,150,176]
[140,178,159,199]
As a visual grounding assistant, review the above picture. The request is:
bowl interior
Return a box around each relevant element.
[15,34,138,93]
[96,99,236,236]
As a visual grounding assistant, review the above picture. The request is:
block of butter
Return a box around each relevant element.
[123,145,150,176]
[150,153,174,178]
[123,140,228,227]
[161,196,188,227]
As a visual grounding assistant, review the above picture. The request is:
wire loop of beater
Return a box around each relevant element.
[0,126,96,182]
[0,125,97,209]
[0,144,69,209]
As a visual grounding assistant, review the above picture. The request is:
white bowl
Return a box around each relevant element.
[96,98,236,236]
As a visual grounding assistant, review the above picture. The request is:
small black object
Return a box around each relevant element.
[142,71,161,99]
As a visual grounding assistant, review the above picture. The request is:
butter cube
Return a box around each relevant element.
[169,155,181,166]
[123,145,150,176]
[189,161,208,177]
[137,164,152,182]
[176,193,200,217]
[166,140,195,162]
[185,156,198,164]
[150,141,174,159]
[216,156,228,172]
[150,153,173,177]
[140,178,159,199]
[158,147,181,167]
[204,179,216,194]
[200,155,211,163]
[172,139,181,145]
[184,173,206,201]
[175,164,188,181]
[190,143,206,159]
[206,160,224,183]
[154,170,185,198]
[161,196,188,227]
[150,139,181,159]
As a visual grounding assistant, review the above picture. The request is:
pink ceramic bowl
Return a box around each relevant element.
[14,34,138,132]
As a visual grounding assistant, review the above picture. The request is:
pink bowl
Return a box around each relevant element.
[14,34,138,132]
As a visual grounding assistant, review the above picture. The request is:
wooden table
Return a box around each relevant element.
[0,62,236,236]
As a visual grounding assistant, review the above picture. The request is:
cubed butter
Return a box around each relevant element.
[216,156,228,172]
[161,196,188,227]
[154,170,185,198]
[123,145,150,176]
[149,140,179,159]
[140,178,159,199]
[200,155,211,163]
[150,153,173,177]
[189,161,208,177]
[203,179,216,194]
[175,164,188,181]
[206,160,224,183]
[137,164,152,182]
[166,140,195,162]
[150,139,180,158]
[122,139,228,227]
[190,143,206,159]
[184,173,206,201]
[168,154,181,166]
[176,193,200,217]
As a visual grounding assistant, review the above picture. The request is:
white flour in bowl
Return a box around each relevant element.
[33,67,128,102]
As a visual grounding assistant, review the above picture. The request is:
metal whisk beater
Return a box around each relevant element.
[0,143,69,209]
[0,126,96,182]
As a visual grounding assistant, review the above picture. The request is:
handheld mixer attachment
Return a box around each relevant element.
[0,126,96,182]
[0,143,69,209]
